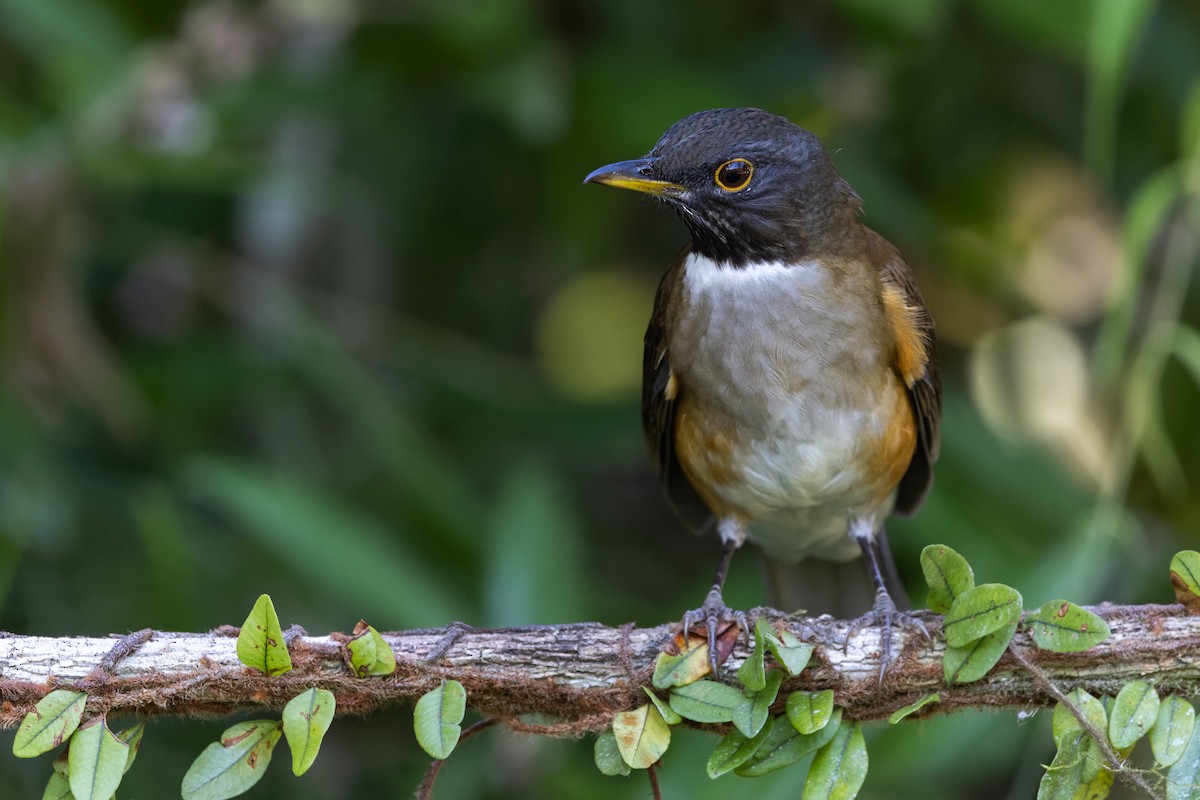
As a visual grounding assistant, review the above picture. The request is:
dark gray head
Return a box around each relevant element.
[584,108,863,266]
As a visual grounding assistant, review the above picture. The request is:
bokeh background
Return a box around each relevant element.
[2,0,1199,797]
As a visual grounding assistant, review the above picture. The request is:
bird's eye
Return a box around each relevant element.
[714,159,753,192]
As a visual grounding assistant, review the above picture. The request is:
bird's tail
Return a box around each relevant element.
[758,529,910,619]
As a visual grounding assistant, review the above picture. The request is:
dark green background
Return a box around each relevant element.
[2,0,1198,797]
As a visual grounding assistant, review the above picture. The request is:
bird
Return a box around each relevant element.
[583,107,941,674]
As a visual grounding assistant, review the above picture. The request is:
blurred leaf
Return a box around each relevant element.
[413,680,465,760]
[1153,697,1196,768]
[13,690,87,758]
[1026,600,1110,652]
[612,703,670,770]
[668,681,745,724]
[1167,718,1200,800]
[593,731,631,777]
[943,621,1016,684]
[737,708,843,778]
[183,458,470,624]
[483,461,584,626]
[181,720,282,800]
[943,584,1023,648]
[1108,680,1158,749]
[707,715,776,779]
[787,690,836,735]
[804,721,868,800]
[236,594,292,676]
[921,544,975,613]
[1084,0,1155,177]
[888,694,940,725]
[67,716,127,800]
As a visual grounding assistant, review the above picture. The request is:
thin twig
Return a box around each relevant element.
[414,718,500,800]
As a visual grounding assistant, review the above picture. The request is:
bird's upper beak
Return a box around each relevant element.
[583,158,685,198]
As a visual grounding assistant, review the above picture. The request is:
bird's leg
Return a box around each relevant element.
[681,518,750,674]
[849,518,929,684]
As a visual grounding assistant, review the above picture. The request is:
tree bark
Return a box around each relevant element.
[1,604,1197,735]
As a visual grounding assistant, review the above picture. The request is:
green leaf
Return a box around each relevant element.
[346,622,396,677]
[1026,600,1111,652]
[1037,731,1111,800]
[804,721,868,800]
[786,690,835,735]
[1167,716,1200,800]
[180,720,282,800]
[762,627,814,676]
[943,584,1023,648]
[236,594,293,676]
[943,621,1016,684]
[737,622,767,691]
[1052,688,1108,750]
[413,680,466,760]
[1108,680,1159,749]
[41,771,72,800]
[1153,697,1197,768]
[283,688,336,776]
[115,722,145,773]
[736,708,842,777]
[612,703,671,769]
[642,687,682,725]
[67,717,129,800]
[13,690,88,758]
[706,716,776,778]
[593,731,631,776]
[652,636,711,689]
[1171,551,1200,615]
[668,680,746,724]
[732,669,783,738]
[888,693,940,724]
[920,544,975,613]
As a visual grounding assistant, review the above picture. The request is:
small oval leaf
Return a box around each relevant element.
[888,693,941,725]
[593,730,631,776]
[236,594,293,676]
[707,716,775,778]
[668,680,746,724]
[346,621,396,677]
[943,621,1016,684]
[763,628,814,676]
[413,680,466,760]
[1167,716,1200,800]
[68,716,129,800]
[1170,551,1200,614]
[612,703,670,770]
[732,669,783,738]
[920,544,975,613]
[181,720,283,800]
[1153,697,1196,768]
[736,708,842,777]
[1052,689,1107,749]
[737,622,767,692]
[283,688,336,776]
[41,771,72,800]
[786,690,835,735]
[1038,730,1110,800]
[943,584,1023,648]
[804,721,868,800]
[1026,600,1111,653]
[652,633,710,689]
[13,690,88,758]
[1109,680,1160,749]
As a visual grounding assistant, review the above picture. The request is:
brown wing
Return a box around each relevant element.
[872,231,941,516]
[643,247,715,533]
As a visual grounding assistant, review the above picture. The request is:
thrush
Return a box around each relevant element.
[584,107,941,674]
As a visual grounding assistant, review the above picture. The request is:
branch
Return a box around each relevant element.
[2,604,1198,735]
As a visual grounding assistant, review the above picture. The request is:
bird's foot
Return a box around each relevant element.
[849,592,931,685]
[681,587,750,675]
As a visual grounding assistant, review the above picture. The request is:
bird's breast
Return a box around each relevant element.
[669,252,915,558]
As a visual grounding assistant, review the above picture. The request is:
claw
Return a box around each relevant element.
[852,592,928,685]
[680,588,749,674]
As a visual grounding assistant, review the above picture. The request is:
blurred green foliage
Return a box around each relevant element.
[1,0,1198,797]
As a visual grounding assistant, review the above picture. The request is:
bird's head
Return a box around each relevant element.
[585,107,862,266]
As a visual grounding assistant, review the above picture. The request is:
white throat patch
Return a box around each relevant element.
[682,252,821,297]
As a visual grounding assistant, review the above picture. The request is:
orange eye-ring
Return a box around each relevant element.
[714,159,753,192]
